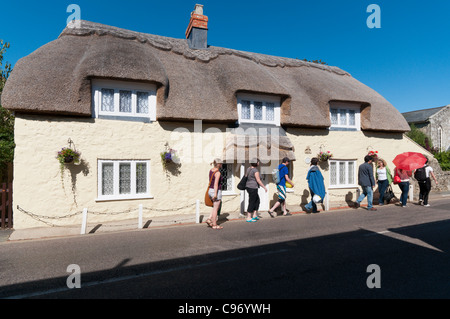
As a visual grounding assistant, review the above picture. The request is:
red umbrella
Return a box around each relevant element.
[392,152,427,171]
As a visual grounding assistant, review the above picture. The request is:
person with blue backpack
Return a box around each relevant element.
[268,157,294,217]
[305,158,326,213]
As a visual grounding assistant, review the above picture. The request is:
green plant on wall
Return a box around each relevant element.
[0,40,14,182]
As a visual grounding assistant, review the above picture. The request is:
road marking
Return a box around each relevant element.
[364,230,391,236]
[3,248,289,299]
[363,229,443,253]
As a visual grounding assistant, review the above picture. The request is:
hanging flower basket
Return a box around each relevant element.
[318,151,333,162]
[160,144,179,170]
[57,147,81,166]
[368,150,379,161]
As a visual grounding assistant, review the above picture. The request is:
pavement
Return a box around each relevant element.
[1,191,449,243]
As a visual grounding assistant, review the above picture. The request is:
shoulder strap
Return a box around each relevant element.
[208,170,215,188]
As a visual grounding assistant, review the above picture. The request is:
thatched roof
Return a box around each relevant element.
[2,20,410,132]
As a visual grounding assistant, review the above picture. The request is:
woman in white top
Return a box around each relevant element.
[376,158,392,205]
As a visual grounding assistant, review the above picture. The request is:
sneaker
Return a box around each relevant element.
[424,204,430,207]
[419,199,423,206]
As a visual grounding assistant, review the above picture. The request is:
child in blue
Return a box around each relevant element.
[268,157,294,217]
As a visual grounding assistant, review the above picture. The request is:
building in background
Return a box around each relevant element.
[402,105,450,152]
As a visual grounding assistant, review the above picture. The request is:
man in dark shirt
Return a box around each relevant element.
[354,155,377,211]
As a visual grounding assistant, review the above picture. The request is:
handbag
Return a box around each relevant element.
[393,168,401,185]
[204,172,215,207]
[237,168,252,191]
[384,185,395,203]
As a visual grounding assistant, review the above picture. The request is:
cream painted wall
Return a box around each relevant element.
[12,115,432,229]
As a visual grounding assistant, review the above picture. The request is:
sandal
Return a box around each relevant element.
[268,210,275,218]
[212,225,223,230]
[205,219,213,227]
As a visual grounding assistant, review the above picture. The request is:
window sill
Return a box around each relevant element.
[329,127,359,132]
[328,186,359,190]
[95,195,154,202]
[222,191,238,196]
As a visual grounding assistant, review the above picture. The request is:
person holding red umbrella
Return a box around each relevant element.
[394,167,412,207]
[392,152,427,207]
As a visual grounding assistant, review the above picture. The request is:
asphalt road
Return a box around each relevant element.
[1,198,450,300]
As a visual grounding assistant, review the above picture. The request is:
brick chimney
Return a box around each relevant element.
[185,4,208,49]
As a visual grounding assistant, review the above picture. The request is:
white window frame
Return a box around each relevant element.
[237,93,281,126]
[97,160,153,201]
[329,159,358,189]
[92,79,157,121]
[329,102,361,131]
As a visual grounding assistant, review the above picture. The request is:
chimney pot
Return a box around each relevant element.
[194,4,203,15]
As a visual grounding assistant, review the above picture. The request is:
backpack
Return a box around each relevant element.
[272,168,280,184]
[414,166,427,182]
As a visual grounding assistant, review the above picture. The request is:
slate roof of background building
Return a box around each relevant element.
[402,106,447,123]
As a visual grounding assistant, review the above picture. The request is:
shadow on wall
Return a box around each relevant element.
[66,159,90,206]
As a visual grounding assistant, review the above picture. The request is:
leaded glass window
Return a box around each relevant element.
[102,163,114,195]
[119,163,131,194]
[348,110,356,126]
[237,95,280,125]
[241,100,251,120]
[266,102,275,121]
[339,109,347,126]
[136,163,147,194]
[93,80,156,121]
[119,90,132,113]
[137,92,149,114]
[329,160,357,188]
[98,160,151,200]
[330,162,337,186]
[254,102,263,120]
[219,164,233,192]
[347,161,355,185]
[339,161,346,185]
[101,89,115,112]
[329,104,360,130]
[330,108,338,125]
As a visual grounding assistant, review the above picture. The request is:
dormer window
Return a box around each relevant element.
[329,102,361,131]
[237,93,280,126]
[92,79,156,121]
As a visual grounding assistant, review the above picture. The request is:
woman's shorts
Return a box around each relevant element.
[208,189,222,202]
[277,185,286,203]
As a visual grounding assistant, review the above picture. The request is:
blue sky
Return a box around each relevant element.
[2,0,449,113]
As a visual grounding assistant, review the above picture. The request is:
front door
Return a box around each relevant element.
[240,162,270,214]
